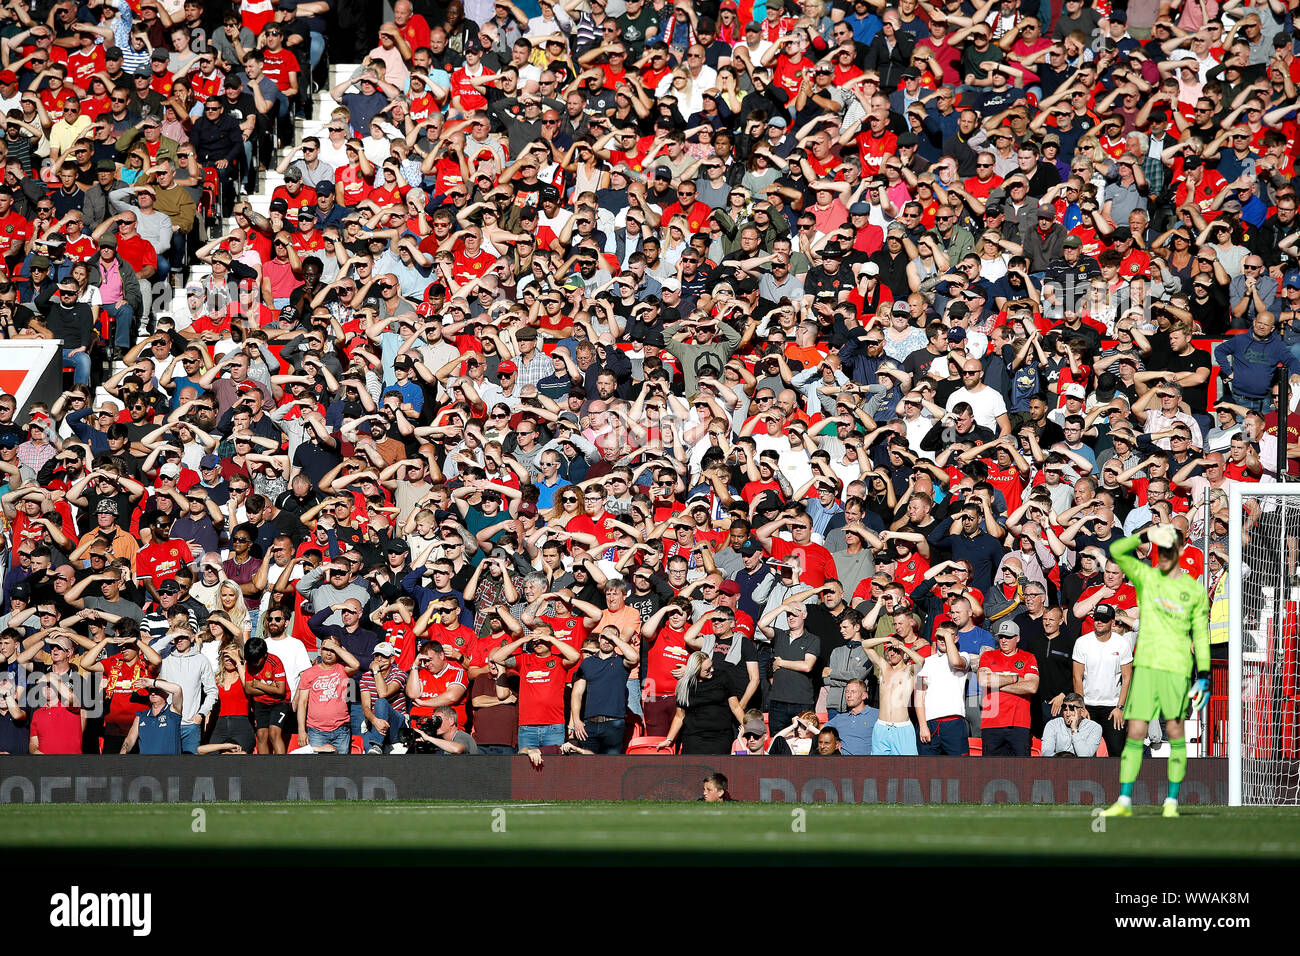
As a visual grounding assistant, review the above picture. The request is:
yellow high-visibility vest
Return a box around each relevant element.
[1209,570,1229,646]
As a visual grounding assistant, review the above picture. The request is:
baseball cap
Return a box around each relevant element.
[849,201,870,215]
[1063,235,1082,249]
[718,580,740,596]
[159,462,181,479]
[373,642,399,658]
[1062,383,1087,400]
[1093,603,1116,622]
[200,453,220,470]
[740,540,763,557]
[158,579,183,594]
[497,360,518,375]
[995,620,1020,638]
[315,181,334,196]
[743,718,767,738]
[0,70,17,85]
[767,115,788,129]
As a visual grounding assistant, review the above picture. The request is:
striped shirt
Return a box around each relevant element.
[360,667,408,715]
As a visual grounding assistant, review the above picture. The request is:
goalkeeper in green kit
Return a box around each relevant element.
[1101,525,1210,819]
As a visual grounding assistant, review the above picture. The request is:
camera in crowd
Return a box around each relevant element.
[400,714,442,754]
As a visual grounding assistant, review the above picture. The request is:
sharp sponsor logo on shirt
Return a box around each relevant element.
[49,886,151,936]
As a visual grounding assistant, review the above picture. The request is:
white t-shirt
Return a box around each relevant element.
[265,634,313,695]
[946,385,1007,432]
[918,650,975,720]
[1071,630,1135,706]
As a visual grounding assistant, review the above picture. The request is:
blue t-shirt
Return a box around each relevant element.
[957,625,994,699]
[385,380,424,415]
[138,707,182,754]
[825,707,877,756]
[577,654,630,719]
[534,478,570,510]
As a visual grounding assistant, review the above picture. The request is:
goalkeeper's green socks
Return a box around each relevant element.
[1167,737,1186,802]
[1119,738,1144,800]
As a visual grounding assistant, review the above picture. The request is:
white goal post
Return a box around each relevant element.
[1228,483,1300,806]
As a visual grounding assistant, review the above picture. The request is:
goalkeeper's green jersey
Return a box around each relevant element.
[1109,534,1210,676]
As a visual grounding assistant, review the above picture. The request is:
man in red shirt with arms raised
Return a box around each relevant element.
[522,589,602,654]
[405,638,468,730]
[82,622,162,754]
[977,619,1039,756]
[134,511,195,596]
[491,623,581,749]
[755,511,838,587]
[422,598,477,666]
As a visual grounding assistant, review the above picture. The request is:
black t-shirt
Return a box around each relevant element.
[1165,347,1212,414]
[710,633,758,701]
[78,490,136,534]
[804,264,855,302]
[680,672,737,739]
[771,628,819,706]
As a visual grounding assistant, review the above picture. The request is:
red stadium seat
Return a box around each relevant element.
[626,735,670,754]
[968,737,981,755]
[1096,738,1109,757]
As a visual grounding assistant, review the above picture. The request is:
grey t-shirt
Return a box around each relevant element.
[449,730,479,754]
[771,628,819,706]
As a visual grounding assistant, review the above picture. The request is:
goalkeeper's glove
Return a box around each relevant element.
[1189,673,1211,712]
[1148,525,1178,549]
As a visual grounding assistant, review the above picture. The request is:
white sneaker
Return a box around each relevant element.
[388,743,407,755]
[366,745,383,755]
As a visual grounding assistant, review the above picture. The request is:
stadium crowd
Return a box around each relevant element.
[0,0,1275,758]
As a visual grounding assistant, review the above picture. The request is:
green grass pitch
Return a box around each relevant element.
[5,803,1300,865]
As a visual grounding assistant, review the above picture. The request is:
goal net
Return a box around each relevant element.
[1228,484,1300,806]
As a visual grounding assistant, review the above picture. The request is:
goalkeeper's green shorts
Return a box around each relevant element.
[1123,666,1190,723]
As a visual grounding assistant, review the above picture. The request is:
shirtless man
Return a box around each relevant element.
[862,635,925,755]
[890,607,929,657]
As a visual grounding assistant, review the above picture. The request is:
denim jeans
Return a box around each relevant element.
[168,231,186,278]
[306,725,352,752]
[348,700,365,736]
[62,348,91,385]
[103,302,136,348]
[180,721,201,754]
[308,31,325,69]
[582,718,625,754]
[517,724,565,748]
[362,697,407,752]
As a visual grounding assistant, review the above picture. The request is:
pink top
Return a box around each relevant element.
[298,663,350,731]
[99,255,124,305]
